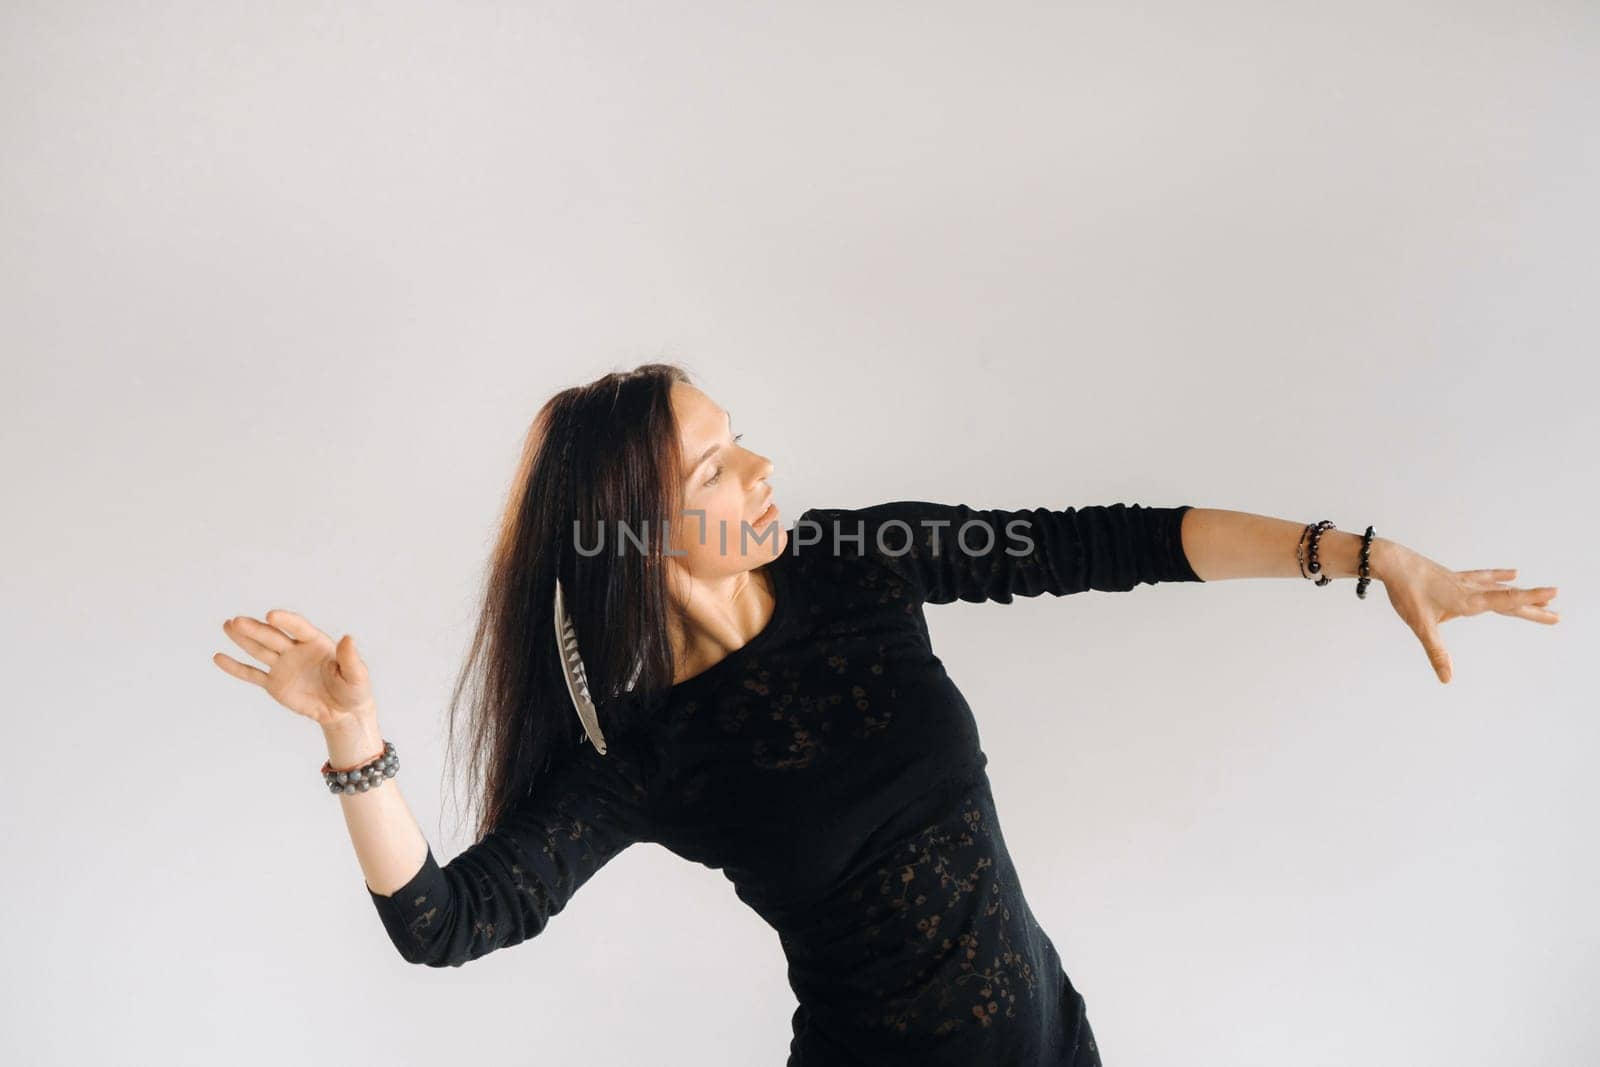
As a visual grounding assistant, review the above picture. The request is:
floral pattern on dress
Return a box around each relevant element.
[838,787,1046,1044]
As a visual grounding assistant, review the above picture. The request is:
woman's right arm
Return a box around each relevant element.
[322,713,430,898]
[216,609,642,969]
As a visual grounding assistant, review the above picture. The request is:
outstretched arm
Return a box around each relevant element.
[1178,507,1560,684]
[803,502,1559,683]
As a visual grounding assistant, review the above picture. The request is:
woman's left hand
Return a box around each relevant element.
[1376,543,1560,685]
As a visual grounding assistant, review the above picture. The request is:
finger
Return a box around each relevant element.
[222,618,281,662]
[1488,587,1559,612]
[1462,568,1517,587]
[226,615,293,654]
[213,651,270,686]
[1417,621,1452,684]
[265,609,329,644]
[1509,604,1561,625]
[334,633,369,686]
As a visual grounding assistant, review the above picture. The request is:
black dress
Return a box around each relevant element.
[368,500,1202,1064]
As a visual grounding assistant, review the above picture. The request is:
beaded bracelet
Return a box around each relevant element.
[321,739,398,795]
[1355,524,1377,599]
[1297,520,1379,599]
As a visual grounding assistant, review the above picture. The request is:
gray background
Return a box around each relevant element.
[3,2,1594,1064]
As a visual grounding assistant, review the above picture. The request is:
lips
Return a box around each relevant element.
[752,497,777,525]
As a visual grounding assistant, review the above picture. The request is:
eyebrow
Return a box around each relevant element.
[684,411,733,479]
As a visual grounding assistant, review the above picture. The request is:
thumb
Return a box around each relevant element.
[334,633,369,687]
[1418,621,1452,685]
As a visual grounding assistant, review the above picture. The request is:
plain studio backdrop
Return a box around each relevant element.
[1,3,1594,1064]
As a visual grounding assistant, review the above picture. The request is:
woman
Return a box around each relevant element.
[212,363,1559,1065]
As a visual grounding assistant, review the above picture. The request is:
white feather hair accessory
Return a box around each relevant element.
[554,576,607,754]
[554,577,644,755]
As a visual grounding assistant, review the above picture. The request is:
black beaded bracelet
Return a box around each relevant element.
[1356,525,1377,600]
[1298,520,1380,598]
[1300,520,1336,587]
[321,739,398,795]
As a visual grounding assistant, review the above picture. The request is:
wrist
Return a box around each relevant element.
[1311,529,1397,583]
[1369,537,1404,583]
[322,712,383,769]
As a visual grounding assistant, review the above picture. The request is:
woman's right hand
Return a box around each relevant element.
[214,609,376,730]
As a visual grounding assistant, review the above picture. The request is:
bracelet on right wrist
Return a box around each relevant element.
[321,739,398,795]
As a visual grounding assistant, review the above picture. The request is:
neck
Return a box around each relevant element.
[667,567,774,683]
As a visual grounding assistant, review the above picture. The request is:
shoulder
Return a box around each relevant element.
[790,500,963,556]
[790,500,995,575]
[783,503,933,605]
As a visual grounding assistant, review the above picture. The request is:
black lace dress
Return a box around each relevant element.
[368,500,1202,1064]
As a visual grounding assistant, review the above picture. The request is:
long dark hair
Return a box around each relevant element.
[444,361,694,840]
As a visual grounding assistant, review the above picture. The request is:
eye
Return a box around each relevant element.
[704,434,745,486]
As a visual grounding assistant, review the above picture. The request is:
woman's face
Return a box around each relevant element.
[668,382,784,580]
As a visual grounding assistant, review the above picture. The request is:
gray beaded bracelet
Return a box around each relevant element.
[321,739,398,795]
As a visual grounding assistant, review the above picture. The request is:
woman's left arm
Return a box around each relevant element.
[1179,508,1561,684]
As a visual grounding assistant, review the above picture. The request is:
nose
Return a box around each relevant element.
[750,452,774,486]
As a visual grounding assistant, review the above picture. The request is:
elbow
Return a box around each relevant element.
[384,923,477,968]
[400,939,454,968]
[416,951,468,969]
[385,915,537,969]
[379,932,449,968]
[384,935,468,969]
[368,842,565,969]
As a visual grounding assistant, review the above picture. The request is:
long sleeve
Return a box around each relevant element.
[366,744,645,968]
[806,500,1202,605]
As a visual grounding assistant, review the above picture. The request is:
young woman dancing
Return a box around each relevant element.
[213,362,1559,1065]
